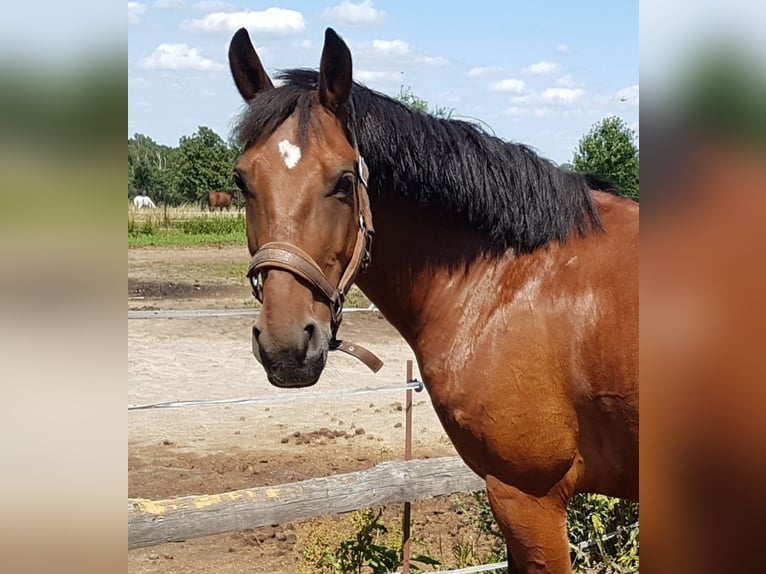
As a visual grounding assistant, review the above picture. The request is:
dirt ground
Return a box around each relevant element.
[128,245,500,574]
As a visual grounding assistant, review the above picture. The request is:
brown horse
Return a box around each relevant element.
[228,27,638,573]
[201,190,234,211]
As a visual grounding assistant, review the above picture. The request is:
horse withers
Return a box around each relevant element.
[227,27,638,574]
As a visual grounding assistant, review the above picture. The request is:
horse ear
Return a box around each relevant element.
[228,28,274,102]
[318,28,352,114]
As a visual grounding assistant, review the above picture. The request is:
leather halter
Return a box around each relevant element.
[246,133,383,373]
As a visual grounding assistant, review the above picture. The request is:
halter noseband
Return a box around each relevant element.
[246,130,383,373]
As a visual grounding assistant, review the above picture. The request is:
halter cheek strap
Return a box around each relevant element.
[247,152,383,373]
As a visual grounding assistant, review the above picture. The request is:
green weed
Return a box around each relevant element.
[458,490,638,573]
[301,508,440,574]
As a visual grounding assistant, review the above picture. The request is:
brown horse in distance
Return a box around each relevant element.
[201,190,234,211]
[228,27,638,574]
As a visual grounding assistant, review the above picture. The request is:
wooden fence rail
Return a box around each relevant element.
[128,456,484,549]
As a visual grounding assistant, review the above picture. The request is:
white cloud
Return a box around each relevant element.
[555,74,583,88]
[184,8,306,35]
[371,39,410,56]
[323,0,384,24]
[522,60,560,75]
[420,56,448,66]
[293,39,312,49]
[356,69,401,82]
[193,1,232,10]
[616,84,640,106]
[510,93,533,104]
[140,43,223,71]
[541,87,584,104]
[505,106,550,118]
[468,66,503,77]
[153,0,182,7]
[128,2,147,24]
[489,78,527,93]
[556,44,570,54]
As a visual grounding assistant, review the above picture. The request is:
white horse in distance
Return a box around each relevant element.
[133,194,156,209]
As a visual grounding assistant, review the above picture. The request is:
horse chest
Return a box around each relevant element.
[426,375,579,483]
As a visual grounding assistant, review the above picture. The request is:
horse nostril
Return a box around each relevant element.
[303,322,315,343]
[252,325,261,341]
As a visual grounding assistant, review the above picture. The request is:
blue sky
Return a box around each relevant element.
[128,1,638,164]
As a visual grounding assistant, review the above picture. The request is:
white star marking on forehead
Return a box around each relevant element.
[277,139,301,169]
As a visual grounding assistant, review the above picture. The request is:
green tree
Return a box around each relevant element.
[128,133,177,202]
[396,85,453,119]
[130,157,155,195]
[175,126,237,203]
[572,116,639,202]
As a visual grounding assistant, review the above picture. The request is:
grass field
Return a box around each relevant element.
[128,203,246,247]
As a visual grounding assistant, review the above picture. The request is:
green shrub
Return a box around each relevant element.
[128,212,247,246]
[178,215,245,235]
[302,508,440,574]
[463,490,638,573]
[567,494,639,573]
[128,218,155,236]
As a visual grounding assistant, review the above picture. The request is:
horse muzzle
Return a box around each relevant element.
[251,320,329,388]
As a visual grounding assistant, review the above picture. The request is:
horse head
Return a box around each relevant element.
[229,28,369,388]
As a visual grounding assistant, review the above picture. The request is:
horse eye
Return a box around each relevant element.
[334,173,354,196]
[233,172,251,197]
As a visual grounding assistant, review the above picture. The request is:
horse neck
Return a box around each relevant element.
[355,194,501,350]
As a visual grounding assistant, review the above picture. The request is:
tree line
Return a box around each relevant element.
[129,87,638,205]
[128,126,241,206]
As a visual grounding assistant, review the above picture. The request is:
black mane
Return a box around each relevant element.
[233,68,606,253]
